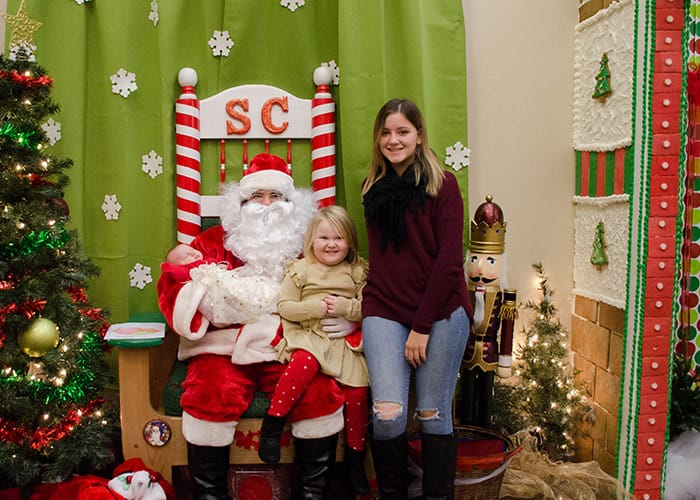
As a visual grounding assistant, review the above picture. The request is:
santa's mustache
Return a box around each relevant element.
[470,276,496,284]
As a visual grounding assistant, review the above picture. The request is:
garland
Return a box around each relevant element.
[0,398,103,450]
[0,299,46,347]
[0,69,53,87]
[0,227,70,259]
[0,122,38,149]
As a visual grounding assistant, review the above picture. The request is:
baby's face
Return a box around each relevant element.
[169,244,203,265]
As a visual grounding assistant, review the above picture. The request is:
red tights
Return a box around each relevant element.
[268,350,368,451]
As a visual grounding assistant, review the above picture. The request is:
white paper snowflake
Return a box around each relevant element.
[208,30,234,57]
[129,263,153,290]
[148,0,159,26]
[110,68,138,98]
[141,150,163,178]
[281,0,305,12]
[321,60,340,85]
[444,141,470,171]
[101,194,122,221]
[42,118,61,146]
[9,42,36,62]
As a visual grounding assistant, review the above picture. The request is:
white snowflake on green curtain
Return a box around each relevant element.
[281,0,305,12]
[41,118,61,146]
[208,30,234,57]
[141,150,163,178]
[445,141,470,171]
[101,194,122,221]
[148,1,159,26]
[129,263,153,289]
[321,60,340,85]
[9,42,35,62]
[110,68,137,98]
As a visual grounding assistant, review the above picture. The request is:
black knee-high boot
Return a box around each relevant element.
[343,444,371,496]
[421,433,457,500]
[369,434,409,500]
[187,442,231,500]
[292,434,338,500]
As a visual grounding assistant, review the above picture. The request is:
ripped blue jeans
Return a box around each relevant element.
[362,307,469,439]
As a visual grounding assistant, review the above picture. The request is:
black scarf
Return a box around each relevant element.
[363,163,427,252]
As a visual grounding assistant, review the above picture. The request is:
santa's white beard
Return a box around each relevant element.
[220,186,315,281]
[472,291,485,331]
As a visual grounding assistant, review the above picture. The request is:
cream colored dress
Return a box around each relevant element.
[276,257,369,388]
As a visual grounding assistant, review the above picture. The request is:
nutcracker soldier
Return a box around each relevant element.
[459,195,518,427]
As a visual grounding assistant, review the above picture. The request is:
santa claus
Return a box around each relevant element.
[157,153,346,500]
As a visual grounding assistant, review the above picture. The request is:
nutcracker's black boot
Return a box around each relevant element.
[369,433,409,500]
[258,413,287,464]
[292,434,338,499]
[421,433,457,500]
[343,444,371,496]
[187,442,231,500]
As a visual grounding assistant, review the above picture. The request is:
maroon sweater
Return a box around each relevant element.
[362,171,472,334]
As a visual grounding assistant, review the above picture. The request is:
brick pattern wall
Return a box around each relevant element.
[571,294,624,476]
[579,0,617,22]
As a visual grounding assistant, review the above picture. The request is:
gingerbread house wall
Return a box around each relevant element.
[570,0,627,481]
[571,295,624,476]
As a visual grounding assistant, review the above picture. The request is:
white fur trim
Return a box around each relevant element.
[172,282,210,340]
[230,313,279,364]
[108,471,167,500]
[182,411,237,447]
[291,405,344,439]
[239,170,294,198]
[498,354,513,368]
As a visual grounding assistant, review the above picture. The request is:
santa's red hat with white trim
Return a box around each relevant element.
[239,153,293,198]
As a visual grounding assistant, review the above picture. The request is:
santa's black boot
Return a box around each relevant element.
[258,413,287,464]
[421,433,457,500]
[292,434,338,500]
[187,442,231,500]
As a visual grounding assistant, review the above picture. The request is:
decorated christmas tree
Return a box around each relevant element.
[0,54,118,490]
[494,263,591,461]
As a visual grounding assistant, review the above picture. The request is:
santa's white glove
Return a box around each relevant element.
[321,317,358,339]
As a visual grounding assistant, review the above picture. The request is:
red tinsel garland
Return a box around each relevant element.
[0,398,104,450]
[0,69,53,88]
[67,286,110,338]
[0,299,46,348]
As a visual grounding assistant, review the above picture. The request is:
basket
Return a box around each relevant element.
[408,425,521,500]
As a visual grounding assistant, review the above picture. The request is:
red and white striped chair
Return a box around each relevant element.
[117,67,340,485]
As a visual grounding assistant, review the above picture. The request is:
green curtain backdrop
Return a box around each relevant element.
[6,0,468,338]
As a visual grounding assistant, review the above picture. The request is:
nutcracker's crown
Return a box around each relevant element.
[469,194,506,254]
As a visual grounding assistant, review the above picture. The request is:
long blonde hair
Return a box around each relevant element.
[361,98,445,197]
[303,205,360,265]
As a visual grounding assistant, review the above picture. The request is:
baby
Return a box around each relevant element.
[161,243,280,327]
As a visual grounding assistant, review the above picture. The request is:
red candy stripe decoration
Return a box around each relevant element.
[311,67,336,207]
[175,68,202,244]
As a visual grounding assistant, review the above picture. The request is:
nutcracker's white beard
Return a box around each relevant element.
[220,185,315,282]
[472,290,485,331]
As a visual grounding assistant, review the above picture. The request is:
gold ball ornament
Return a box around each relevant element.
[20,318,60,357]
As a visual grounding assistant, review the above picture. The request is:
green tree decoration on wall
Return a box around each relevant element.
[592,52,612,101]
[591,221,609,267]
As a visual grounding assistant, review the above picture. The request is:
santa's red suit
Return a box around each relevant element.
[157,154,345,499]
